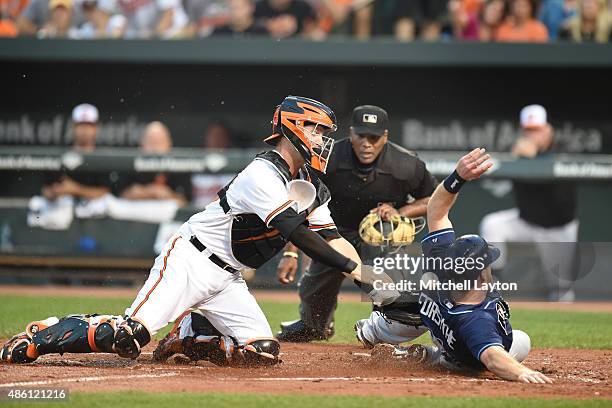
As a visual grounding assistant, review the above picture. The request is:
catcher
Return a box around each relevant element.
[277,105,437,342]
[1,96,385,367]
[359,148,553,384]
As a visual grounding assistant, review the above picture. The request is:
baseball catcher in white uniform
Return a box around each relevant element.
[1,96,385,367]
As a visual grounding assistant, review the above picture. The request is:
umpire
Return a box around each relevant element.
[276,105,437,342]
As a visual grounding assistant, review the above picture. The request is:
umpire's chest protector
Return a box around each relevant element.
[219,151,331,269]
[323,140,422,232]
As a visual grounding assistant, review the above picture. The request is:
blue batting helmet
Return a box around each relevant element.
[444,234,500,280]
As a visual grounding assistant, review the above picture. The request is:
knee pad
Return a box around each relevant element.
[113,318,151,359]
[239,338,281,367]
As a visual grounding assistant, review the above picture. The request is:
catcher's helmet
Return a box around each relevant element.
[445,234,500,280]
[264,96,337,173]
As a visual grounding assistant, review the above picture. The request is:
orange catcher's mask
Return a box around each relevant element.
[264,96,337,174]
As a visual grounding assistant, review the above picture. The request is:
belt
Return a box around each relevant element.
[189,235,238,274]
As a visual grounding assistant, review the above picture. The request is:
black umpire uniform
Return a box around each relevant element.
[278,105,437,341]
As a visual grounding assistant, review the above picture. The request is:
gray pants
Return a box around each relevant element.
[298,236,369,332]
[480,208,579,291]
[298,240,421,332]
[298,259,346,332]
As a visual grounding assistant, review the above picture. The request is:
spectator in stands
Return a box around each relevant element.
[0,0,28,36]
[203,120,232,149]
[478,0,507,40]
[191,120,234,207]
[70,0,126,38]
[37,0,74,38]
[42,103,111,201]
[16,0,50,35]
[118,0,188,38]
[349,0,372,39]
[311,0,353,36]
[480,104,579,302]
[211,0,268,36]
[497,0,549,42]
[254,0,318,38]
[349,1,407,40]
[348,0,448,41]
[538,0,578,40]
[394,0,449,41]
[117,121,189,206]
[559,0,612,42]
[140,121,173,152]
[183,0,228,37]
[448,0,482,40]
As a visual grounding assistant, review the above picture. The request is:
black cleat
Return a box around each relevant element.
[276,319,334,342]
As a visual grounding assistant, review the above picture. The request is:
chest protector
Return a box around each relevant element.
[217,151,331,269]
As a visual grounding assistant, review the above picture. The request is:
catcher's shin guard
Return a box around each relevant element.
[1,315,150,363]
[2,315,118,363]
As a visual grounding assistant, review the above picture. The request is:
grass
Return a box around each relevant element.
[0,294,610,349]
[1,392,611,408]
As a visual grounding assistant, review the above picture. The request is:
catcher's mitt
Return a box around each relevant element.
[359,213,426,247]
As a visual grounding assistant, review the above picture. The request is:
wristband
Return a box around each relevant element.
[443,170,466,194]
[283,251,299,259]
[343,259,358,274]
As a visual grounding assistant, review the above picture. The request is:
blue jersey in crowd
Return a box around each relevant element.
[418,228,513,370]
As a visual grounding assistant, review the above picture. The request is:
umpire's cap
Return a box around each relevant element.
[351,105,389,137]
[444,235,500,280]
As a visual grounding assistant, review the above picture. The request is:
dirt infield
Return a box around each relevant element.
[0,343,610,400]
[1,285,610,400]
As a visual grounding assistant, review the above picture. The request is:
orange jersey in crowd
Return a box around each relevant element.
[317,0,353,33]
[0,0,29,18]
[496,19,549,43]
[462,0,483,15]
[0,0,29,37]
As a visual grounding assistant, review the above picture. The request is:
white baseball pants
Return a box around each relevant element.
[124,233,272,344]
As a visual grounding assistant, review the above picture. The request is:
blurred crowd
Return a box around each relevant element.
[29,102,235,227]
[0,0,610,42]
